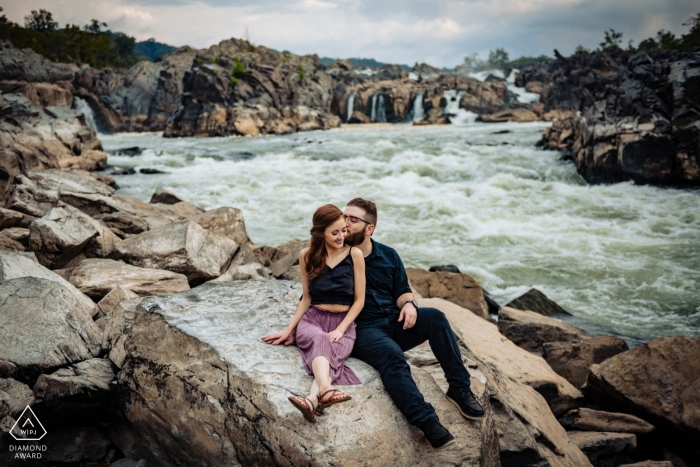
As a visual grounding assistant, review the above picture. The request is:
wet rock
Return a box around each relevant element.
[568,431,636,467]
[0,250,97,314]
[0,378,34,418]
[0,277,102,384]
[429,265,460,273]
[111,167,137,175]
[407,268,489,318]
[139,168,167,174]
[543,336,629,388]
[190,206,251,247]
[149,188,189,205]
[68,258,190,300]
[348,110,371,123]
[42,425,110,463]
[110,281,501,467]
[559,408,655,434]
[498,306,591,355]
[112,220,238,283]
[33,358,114,406]
[422,297,590,465]
[423,298,583,417]
[585,336,700,464]
[505,288,571,316]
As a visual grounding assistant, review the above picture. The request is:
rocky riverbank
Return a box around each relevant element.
[520,48,700,187]
[0,167,697,467]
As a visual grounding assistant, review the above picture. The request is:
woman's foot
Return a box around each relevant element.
[318,388,352,409]
[288,395,318,423]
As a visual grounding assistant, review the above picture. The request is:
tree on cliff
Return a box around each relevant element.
[24,9,58,32]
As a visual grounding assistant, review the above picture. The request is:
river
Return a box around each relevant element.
[99,122,700,346]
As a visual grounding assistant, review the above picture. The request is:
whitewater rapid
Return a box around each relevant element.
[99,122,700,345]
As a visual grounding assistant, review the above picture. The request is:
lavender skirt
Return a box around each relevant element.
[296,306,361,385]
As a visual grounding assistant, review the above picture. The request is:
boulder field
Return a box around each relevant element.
[0,168,697,466]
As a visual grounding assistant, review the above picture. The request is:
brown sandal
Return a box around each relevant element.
[288,395,317,423]
[319,389,352,409]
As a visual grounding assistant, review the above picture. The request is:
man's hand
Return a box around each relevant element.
[398,301,417,330]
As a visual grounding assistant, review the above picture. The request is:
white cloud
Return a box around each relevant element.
[2,0,697,67]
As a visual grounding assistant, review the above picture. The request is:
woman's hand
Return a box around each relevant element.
[261,329,295,345]
[328,328,345,342]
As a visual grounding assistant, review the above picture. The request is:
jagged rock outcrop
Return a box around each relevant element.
[543,336,629,388]
[0,42,108,193]
[529,49,700,186]
[164,39,341,137]
[568,431,637,467]
[584,336,700,465]
[0,276,102,385]
[110,281,502,467]
[559,408,655,434]
[74,47,198,132]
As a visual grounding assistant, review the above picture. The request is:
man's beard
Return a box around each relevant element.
[344,226,366,246]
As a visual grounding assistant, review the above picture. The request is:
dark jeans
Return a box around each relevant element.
[351,307,472,430]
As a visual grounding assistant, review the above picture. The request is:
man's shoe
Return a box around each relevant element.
[446,387,485,420]
[422,422,456,450]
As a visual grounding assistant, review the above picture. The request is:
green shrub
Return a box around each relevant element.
[298,71,306,80]
[230,77,239,87]
[231,56,245,78]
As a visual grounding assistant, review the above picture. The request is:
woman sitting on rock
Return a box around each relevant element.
[261,204,365,423]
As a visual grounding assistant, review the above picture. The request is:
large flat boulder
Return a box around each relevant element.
[407,268,489,318]
[567,431,636,467]
[0,250,97,316]
[0,277,102,384]
[0,378,34,418]
[111,221,239,283]
[111,281,501,467]
[68,258,190,300]
[543,337,629,388]
[559,408,655,434]
[498,306,591,355]
[420,298,590,466]
[422,298,583,415]
[585,336,700,464]
[33,358,114,407]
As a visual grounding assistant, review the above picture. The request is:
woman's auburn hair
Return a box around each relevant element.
[304,204,345,280]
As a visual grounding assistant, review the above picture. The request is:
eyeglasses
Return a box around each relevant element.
[345,214,372,225]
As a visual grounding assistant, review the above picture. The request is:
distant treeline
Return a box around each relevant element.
[0,7,176,69]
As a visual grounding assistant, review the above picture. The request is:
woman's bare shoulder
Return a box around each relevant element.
[299,247,310,257]
[350,246,364,261]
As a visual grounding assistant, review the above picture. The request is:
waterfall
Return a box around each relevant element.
[74,97,98,133]
[376,95,386,123]
[442,90,477,125]
[412,91,424,122]
[346,93,355,122]
[370,94,377,122]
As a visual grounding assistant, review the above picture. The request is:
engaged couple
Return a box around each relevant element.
[261,198,484,450]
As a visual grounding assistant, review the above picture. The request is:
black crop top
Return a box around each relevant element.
[308,250,355,306]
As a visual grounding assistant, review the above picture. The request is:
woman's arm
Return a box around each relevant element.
[329,247,365,341]
[261,248,313,345]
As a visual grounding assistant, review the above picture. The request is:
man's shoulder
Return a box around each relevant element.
[372,240,401,260]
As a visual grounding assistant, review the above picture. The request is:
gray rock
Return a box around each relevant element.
[0,235,24,252]
[0,378,34,418]
[559,408,655,434]
[0,250,97,316]
[30,206,99,269]
[0,277,102,384]
[33,358,114,406]
[112,221,239,283]
[568,431,636,467]
[0,391,11,419]
[190,206,250,247]
[149,188,188,205]
[0,208,25,230]
[68,258,190,300]
[498,306,591,355]
[1,227,29,248]
[110,281,501,467]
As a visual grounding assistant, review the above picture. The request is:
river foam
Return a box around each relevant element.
[100,122,700,345]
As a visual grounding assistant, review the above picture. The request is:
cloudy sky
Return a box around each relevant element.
[3,0,697,67]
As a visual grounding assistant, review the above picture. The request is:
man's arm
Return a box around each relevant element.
[391,250,417,330]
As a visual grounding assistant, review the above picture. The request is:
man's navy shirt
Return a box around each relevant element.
[356,239,413,326]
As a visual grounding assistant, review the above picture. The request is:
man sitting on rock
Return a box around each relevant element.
[342,197,485,449]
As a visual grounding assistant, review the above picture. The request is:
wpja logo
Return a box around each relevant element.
[8,406,47,460]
